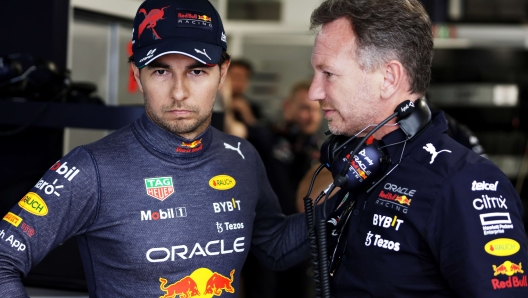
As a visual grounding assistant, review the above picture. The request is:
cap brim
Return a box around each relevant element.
[134,38,222,68]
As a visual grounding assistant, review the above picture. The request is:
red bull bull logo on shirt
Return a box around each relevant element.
[491,260,528,290]
[160,268,235,297]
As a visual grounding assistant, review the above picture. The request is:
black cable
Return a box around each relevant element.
[304,195,322,298]
[317,218,331,298]
[305,164,325,199]
[337,112,398,179]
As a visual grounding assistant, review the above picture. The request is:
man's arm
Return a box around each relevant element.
[428,160,528,297]
[0,147,99,296]
[248,154,311,271]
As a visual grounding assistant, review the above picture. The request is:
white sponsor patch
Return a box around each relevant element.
[472,180,498,191]
[479,212,514,235]
[473,195,508,210]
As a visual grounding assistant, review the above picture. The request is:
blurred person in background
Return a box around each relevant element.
[228,59,264,126]
[239,81,323,298]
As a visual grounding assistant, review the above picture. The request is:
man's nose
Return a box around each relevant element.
[308,75,325,102]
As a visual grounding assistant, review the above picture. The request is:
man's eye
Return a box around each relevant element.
[191,70,204,75]
[323,71,333,77]
[155,70,167,75]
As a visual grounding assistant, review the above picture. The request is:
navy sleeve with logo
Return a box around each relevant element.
[0,147,98,297]
[428,158,528,297]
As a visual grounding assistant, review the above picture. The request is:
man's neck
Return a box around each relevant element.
[373,94,421,140]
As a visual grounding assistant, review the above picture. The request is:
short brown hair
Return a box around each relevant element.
[311,0,433,95]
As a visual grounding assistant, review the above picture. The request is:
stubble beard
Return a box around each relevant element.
[326,81,379,137]
[145,95,215,138]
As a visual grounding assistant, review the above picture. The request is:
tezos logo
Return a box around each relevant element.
[364,231,400,251]
[216,222,244,233]
[209,175,236,190]
[145,177,174,201]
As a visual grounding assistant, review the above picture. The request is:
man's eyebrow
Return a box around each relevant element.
[186,62,214,69]
[147,61,170,69]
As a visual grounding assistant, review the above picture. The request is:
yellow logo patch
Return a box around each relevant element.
[2,212,22,227]
[485,238,520,257]
[209,175,236,190]
[18,192,48,216]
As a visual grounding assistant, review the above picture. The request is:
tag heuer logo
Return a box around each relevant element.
[145,177,174,201]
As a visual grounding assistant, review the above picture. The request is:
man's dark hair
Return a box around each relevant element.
[228,59,253,75]
[310,0,433,95]
[128,50,231,68]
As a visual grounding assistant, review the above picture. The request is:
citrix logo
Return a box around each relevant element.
[50,161,80,181]
[473,195,507,210]
[213,198,241,213]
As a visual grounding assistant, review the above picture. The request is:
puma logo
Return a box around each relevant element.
[194,48,211,60]
[423,143,451,164]
[224,142,245,159]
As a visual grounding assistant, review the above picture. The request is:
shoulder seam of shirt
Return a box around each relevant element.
[79,145,102,233]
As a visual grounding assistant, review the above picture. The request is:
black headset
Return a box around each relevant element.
[319,97,432,193]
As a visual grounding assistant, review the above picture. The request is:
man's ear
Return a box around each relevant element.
[380,60,404,99]
[218,59,231,90]
[131,63,144,93]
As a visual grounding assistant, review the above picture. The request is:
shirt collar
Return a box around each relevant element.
[133,113,212,158]
[382,111,447,164]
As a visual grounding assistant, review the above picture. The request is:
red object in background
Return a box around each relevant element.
[127,41,138,93]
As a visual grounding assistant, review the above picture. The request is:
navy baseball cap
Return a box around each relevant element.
[132,0,227,68]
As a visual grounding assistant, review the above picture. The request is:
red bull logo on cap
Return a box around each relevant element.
[138,6,169,40]
[159,268,235,297]
[198,14,212,22]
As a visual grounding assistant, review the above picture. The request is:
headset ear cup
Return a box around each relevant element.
[320,134,349,169]
[331,138,389,192]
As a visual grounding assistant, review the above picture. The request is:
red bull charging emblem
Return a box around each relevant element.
[491,260,528,290]
[160,268,235,297]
